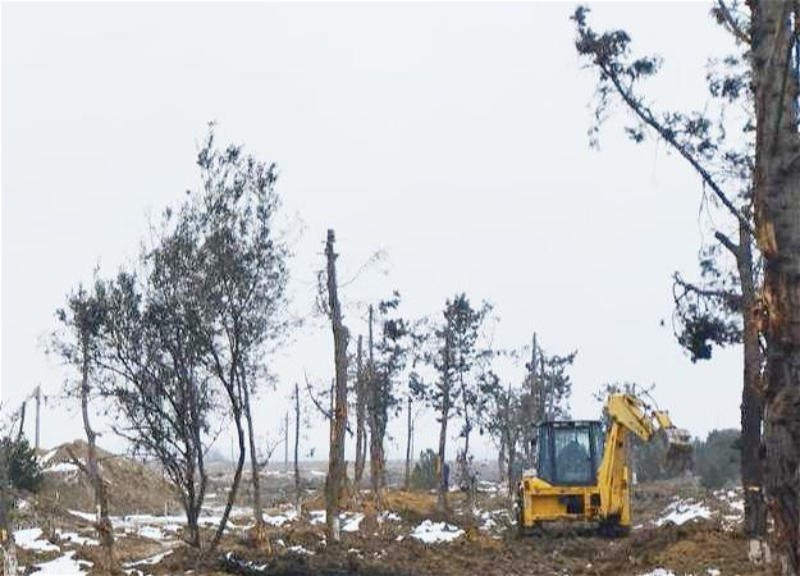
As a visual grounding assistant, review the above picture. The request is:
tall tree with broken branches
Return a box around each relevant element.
[320,229,349,542]
[52,284,117,573]
[573,4,767,553]
[748,1,800,571]
[423,293,489,512]
[293,382,303,514]
[354,335,368,487]
[366,293,410,508]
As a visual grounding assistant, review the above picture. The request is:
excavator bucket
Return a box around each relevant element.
[664,427,694,473]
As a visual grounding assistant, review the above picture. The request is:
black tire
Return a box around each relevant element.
[598,516,630,538]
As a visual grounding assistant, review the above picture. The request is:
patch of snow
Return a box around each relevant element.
[656,499,712,526]
[707,568,721,576]
[68,510,97,523]
[639,570,676,576]
[263,509,298,527]
[137,526,165,540]
[728,499,744,513]
[379,511,402,523]
[14,528,60,552]
[475,508,510,532]
[309,510,326,525]
[39,450,58,464]
[32,551,92,575]
[341,513,364,533]
[410,520,464,544]
[287,545,314,555]
[124,550,174,568]
[309,470,326,477]
[44,462,80,474]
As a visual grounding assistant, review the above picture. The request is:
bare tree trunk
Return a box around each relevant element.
[355,335,367,486]
[732,223,769,558]
[325,229,349,543]
[80,348,115,573]
[242,377,267,545]
[285,411,289,472]
[404,396,413,490]
[294,383,302,514]
[751,2,800,572]
[16,402,26,444]
[437,393,450,513]
[366,305,386,509]
[524,333,538,465]
[187,376,207,550]
[209,379,247,555]
[460,388,474,504]
[369,409,385,510]
[506,445,517,511]
[498,435,507,487]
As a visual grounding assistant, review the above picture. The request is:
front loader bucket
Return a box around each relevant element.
[664,428,693,473]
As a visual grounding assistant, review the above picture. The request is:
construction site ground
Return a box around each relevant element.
[4,448,772,576]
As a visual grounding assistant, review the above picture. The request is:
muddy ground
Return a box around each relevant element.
[6,470,773,576]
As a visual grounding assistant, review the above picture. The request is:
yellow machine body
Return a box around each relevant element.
[517,394,689,535]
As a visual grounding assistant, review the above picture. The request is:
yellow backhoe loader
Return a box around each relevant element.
[517,393,692,536]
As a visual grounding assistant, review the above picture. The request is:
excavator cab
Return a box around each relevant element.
[533,421,605,486]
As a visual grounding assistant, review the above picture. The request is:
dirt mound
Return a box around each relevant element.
[37,440,180,515]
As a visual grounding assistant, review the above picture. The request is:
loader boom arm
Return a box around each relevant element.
[596,394,681,527]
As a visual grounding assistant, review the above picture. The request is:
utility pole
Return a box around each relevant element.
[284,411,289,471]
[35,385,41,450]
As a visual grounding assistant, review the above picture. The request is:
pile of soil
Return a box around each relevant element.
[37,440,180,515]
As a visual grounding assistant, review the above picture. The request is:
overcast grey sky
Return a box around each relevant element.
[2,2,741,461]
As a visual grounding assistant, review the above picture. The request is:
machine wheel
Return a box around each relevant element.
[598,517,630,538]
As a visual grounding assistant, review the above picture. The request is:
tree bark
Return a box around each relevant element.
[242,376,267,544]
[735,223,769,548]
[366,305,386,509]
[355,335,367,486]
[498,434,507,487]
[506,446,517,511]
[437,393,450,513]
[16,402,25,444]
[750,1,800,572]
[80,344,116,573]
[404,395,413,491]
[325,229,349,543]
[208,376,247,555]
[369,408,385,510]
